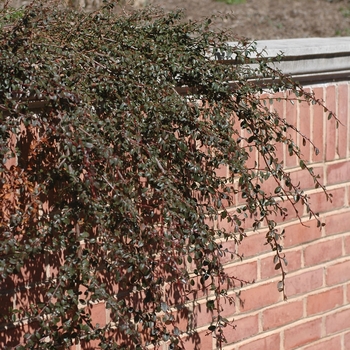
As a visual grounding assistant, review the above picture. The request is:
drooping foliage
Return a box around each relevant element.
[0,1,333,349]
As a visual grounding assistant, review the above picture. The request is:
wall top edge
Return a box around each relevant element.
[251,37,350,57]
[227,37,350,84]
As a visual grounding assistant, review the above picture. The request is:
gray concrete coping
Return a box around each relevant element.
[227,37,350,84]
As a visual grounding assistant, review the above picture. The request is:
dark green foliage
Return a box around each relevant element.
[0,1,333,349]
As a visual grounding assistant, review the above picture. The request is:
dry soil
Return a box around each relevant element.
[147,0,350,40]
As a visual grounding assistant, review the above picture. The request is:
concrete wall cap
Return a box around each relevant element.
[227,37,350,84]
[252,37,350,57]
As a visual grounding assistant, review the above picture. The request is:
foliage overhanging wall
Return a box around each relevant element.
[0,2,337,349]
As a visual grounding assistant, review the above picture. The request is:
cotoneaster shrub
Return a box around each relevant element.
[0,1,335,349]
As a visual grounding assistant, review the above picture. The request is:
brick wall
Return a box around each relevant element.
[1,40,350,349]
[188,81,350,350]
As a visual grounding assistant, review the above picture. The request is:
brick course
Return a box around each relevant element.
[284,318,322,349]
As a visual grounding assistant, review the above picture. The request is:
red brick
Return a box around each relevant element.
[307,187,346,215]
[324,210,350,236]
[219,239,239,265]
[183,329,213,350]
[285,268,323,297]
[215,164,228,178]
[283,220,321,248]
[346,235,350,255]
[269,92,285,116]
[217,212,240,235]
[306,286,343,316]
[325,307,350,334]
[262,300,303,331]
[257,175,281,198]
[260,254,282,280]
[266,92,285,167]
[88,302,106,327]
[260,249,302,280]
[179,276,210,302]
[285,96,298,168]
[239,212,266,233]
[345,331,350,347]
[237,332,280,350]
[219,294,238,319]
[225,261,258,286]
[275,142,284,168]
[326,259,350,286]
[289,166,324,191]
[269,193,305,225]
[304,237,343,267]
[220,184,236,209]
[325,85,337,161]
[284,318,322,349]
[301,335,342,350]
[225,314,259,344]
[326,161,350,186]
[235,185,251,208]
[299,92,312,162]
[245,147,257,171]
[239,281,281,312]
[237,231,272,259]
[311,87,325,163]
[192,302,214,328]
[172,308,190,333]
[337,84,348,159]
